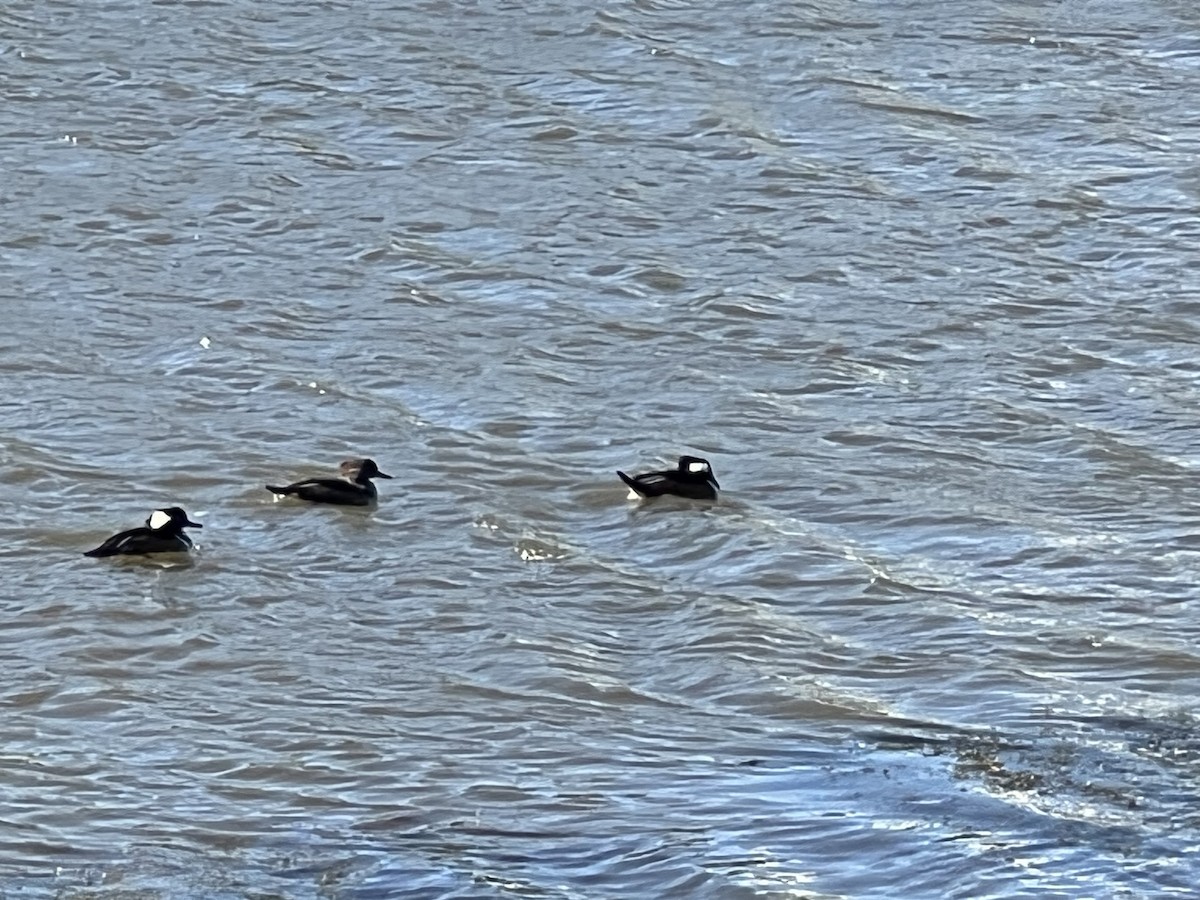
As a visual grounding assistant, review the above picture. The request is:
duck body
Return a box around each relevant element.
[266,458,392,506]
[617,455,719,501]
[84,507,203,557]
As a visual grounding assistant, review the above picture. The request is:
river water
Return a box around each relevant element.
[3,1,1200,897]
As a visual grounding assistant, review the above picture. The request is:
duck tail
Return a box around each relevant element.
[617,471,645,496]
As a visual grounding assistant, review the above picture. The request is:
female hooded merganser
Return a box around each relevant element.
[83,507,203,557]
[265,458,393,506]
[617,455,719,501]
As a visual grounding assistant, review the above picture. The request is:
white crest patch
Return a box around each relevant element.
[687,461,709,474]
[148,510,172,530]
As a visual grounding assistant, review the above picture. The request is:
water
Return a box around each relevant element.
[3,1,1200,897]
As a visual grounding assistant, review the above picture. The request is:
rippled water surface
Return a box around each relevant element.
[4,1,1200,897]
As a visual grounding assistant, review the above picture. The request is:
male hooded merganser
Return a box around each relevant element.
[83,507,203,557]
[265,458,393,506]
[617,455,720,500]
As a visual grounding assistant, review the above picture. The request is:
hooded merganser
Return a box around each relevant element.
[617,455,719,501]
[83,507,203,557]
[265,458,393,506]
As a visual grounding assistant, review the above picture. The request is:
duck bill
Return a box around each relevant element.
[376,471,394,479]
[709,476,720,490]
[185,519,204,528]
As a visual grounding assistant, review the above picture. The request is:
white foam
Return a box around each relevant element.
[148,510,171,530]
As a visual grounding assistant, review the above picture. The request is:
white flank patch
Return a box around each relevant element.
[687,461,708,473]
[148,510,172,530]
[626,489,643,500]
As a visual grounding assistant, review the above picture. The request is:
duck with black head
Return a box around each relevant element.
[83,507,203,557]
[617,455,720,501]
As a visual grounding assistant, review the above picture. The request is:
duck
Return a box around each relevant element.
[265,458,392,506]
[83,507,203,557]
[617,455,719,500]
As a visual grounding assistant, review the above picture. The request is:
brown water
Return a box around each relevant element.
[3,1,1200,897]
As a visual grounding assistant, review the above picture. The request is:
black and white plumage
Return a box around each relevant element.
[83,507,203,557]
[617,455,720,501]
[265,458,393,506]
